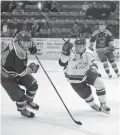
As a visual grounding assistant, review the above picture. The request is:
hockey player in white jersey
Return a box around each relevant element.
[59,38,110,114]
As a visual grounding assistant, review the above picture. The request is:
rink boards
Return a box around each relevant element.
[1,38,120,60]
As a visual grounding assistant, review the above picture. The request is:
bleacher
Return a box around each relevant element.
[1,1,119,38]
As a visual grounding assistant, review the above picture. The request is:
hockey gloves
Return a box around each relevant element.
[28,63,39,73]
[28,42,37,55]
[88,46,94,51]
[109,44,115,51]
[86,67,101,84]
[62,39,73,56]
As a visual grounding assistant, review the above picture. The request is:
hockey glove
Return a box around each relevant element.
[62,39,73,56]
[28,63,39,73]
[88,46,94,51]
[28,42,37,55]
[109,45,115,51]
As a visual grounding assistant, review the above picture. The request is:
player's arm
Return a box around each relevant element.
[59,39,73,67]
[106,30,114,51]
[86,52,100,84]
[89,30,98,51]
[87,52,98,74]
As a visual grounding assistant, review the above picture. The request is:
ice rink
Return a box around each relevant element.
[0,60,120,135]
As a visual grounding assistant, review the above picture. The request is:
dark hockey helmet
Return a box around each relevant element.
[75,38,86,53]
[99,20,106,25]
[15,31,32,42]
[75,38,85,45]
[15,31,32,50]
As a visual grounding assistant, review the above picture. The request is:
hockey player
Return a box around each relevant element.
[59,38,110,114]
[1,31,39,118]
[89,20,119,78]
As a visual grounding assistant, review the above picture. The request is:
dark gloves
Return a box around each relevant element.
[88,46,94,51]
[28,63,39,73]
[62,39,73,56]
[28,42,37,55]
[109,44,115,51]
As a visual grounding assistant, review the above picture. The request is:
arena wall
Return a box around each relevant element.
[1,38,119,60]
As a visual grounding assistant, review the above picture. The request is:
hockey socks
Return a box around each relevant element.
[110,61,120,77]
[85,94,101,112]
[16,99,35,118]
[103,62,112,78]
[96,88,110,114]
[26,83,39,110]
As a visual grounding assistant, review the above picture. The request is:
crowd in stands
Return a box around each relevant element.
[1,1,119,39]
[84,1,118,19]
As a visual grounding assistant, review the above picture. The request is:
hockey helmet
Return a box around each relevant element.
[15,31,32,50]
[99,20,106,25]
[75,38,85,45]
[15,31,32,42]
[75,38,86,53]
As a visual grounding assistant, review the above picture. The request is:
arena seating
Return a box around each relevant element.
[1,1,119,38]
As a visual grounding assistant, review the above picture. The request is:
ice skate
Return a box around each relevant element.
[108,74,112,78]
[91,104,101,112]
[18,108,35,118]
[117,73,120,77]
[27,101,39,111]
[100,103,110,114]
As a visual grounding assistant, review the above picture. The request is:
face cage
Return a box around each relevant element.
[18,40,32,50]
[75,44,86,51]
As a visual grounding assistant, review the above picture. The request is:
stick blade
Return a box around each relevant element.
[74,120,82,125]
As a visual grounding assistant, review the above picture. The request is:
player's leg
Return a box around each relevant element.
[18,75,39,110]
[97,51,112,78]
[1,76,35,118]
[107,51,119,77]
[70,82,101,112]
[94,77,110,114]
[86,69,110,114]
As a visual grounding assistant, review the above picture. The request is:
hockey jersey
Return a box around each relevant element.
[1,42,28,78]
[90,29,114,52]
[60,48,97,83]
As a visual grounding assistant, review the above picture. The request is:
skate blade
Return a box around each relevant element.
[101,109,110,114]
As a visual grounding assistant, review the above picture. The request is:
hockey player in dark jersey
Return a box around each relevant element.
[1,31,39,118]
[59,38,110,114]
[89,20,119,78]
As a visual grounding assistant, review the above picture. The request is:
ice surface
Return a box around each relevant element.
[0,60,120,135]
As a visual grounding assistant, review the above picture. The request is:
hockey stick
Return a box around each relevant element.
[37,3,80,58]
[38,3,66,42]
[34,54,82,125]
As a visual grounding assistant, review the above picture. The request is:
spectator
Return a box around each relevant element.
[101,4,111,19]
[50,1,59,12]
[85,3,94,19]
[70,22,80,38]
[1,1,16,12]
[92,1,97,7]
[12,2,24,12]
[94,24,98,31]
[42,1,52,12]
[81,1,89,13]
[2,21,8,33]
[31,20,40,37]
[111,21,119,38]
[114,2,119,13]
[110,2,116,12]
[81,22,92,38]
[92,3,102,19]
